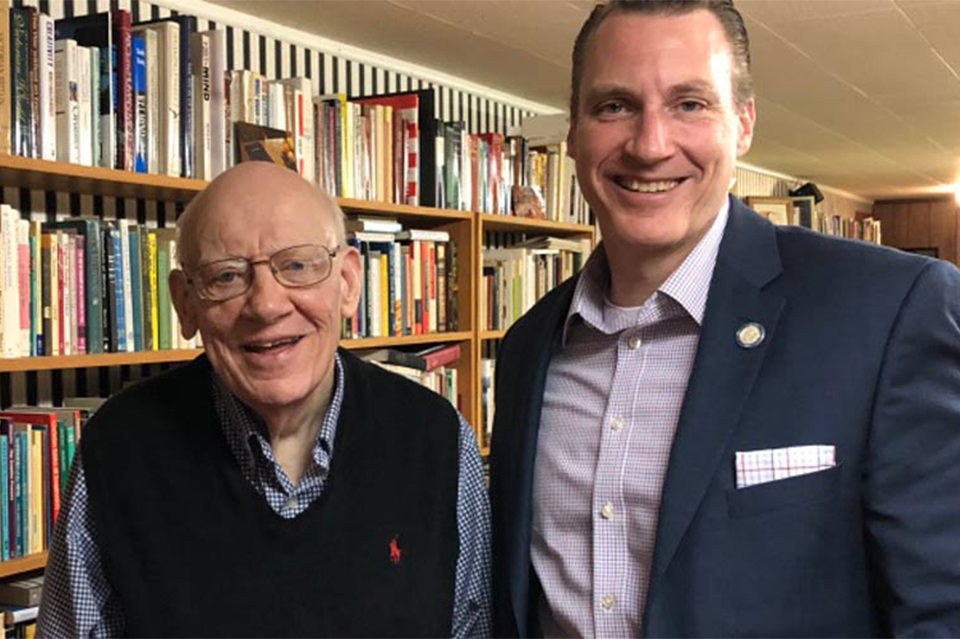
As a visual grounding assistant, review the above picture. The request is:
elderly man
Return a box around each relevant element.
[490,0,960,636]
[38,162,491,637]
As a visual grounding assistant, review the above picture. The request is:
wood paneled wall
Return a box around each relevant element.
[871,198,960,267]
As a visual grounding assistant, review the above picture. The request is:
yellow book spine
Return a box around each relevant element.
[29,429,42,554]
[149,232,159,350]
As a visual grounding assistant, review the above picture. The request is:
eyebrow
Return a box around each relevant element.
[584,80,723,103]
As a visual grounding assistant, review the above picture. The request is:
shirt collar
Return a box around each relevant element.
[563,198,729,343]
[211,353,345,472]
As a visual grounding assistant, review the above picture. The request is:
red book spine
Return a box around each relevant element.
[76,242,86,354]
[113,10,134,171]
[423,343,461,372]
[428,241,437,333]
[48,416,60,525]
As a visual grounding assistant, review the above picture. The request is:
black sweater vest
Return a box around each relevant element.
[81,351,460,638]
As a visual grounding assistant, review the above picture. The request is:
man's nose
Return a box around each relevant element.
[623,108,674,164]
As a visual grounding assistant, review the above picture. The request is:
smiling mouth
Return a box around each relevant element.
[243,336,303,353]
[614,177,684,193]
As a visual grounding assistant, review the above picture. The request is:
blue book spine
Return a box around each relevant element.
[0,435,8,561]
[112,229,127,352]
[129,230,143,351]
[85,220,104,354]
[15,433,25,558]
[132,36,147,173]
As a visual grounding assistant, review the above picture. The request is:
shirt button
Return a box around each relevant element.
[284,496,299,512]
[601,594,616,611]
[628,335,642,350]
[610,416,623,431]
[601,502,615,520]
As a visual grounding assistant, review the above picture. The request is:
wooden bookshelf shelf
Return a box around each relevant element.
[0,350,205,373]
[341,331,472,350]
[338,198,472,223]
[0,154,206,203]
[0,552,47,578]
[478,213,594,235]
[480,330,507,340]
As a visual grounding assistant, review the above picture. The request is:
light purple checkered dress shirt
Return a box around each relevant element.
[532,202,728,638]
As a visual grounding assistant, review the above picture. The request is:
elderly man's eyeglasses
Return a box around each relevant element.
[187,244,342,302]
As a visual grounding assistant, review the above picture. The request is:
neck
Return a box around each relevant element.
[603,240,692,308]
[252,367,336,486]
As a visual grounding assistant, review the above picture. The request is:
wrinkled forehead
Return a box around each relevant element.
[183,187,336,264]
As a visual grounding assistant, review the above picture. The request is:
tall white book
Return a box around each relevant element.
[200,29,227,178]
[189,32,212,181]
[132,21,181,177]
[38,14,56,161]
[77,46,92,166]
[143,28,159,175]
[280,77,315,183]
[118,219,135,353]
[54,38,81,164]
[0,205,20,357]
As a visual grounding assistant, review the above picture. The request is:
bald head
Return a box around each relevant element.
[176,162,346,269]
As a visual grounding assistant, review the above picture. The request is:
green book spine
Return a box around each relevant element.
[57,421,67,495]
[157,241,171,350]
[65,425,76,477]
[0,434,8,561]
[129,227,143,351]
[140,229,153,351]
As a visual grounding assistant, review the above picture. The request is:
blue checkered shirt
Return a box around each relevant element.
[36,354,492,638]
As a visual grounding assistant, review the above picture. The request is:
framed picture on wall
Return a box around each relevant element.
[790,196,817,229]
[745,196,793,226]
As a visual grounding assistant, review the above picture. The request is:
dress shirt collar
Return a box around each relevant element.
[211,353,345,474]
[564,198,729,343]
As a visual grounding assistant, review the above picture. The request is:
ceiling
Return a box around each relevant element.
[208,0,960,202]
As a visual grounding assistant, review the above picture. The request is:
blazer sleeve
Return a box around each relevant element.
[865,259,960,635]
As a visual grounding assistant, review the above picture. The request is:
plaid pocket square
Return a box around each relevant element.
[735,445,836,489]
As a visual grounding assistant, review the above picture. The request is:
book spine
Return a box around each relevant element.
[140,229,152,351]
[6,428,15,558]
[76,241,86,354]
[178,17,194,178]
[29,223,39,356]
[38,14,56,161]
[40,234,51,357]
[113,9,133,171]
[78,45,93,166]
[28,8,40,159]
[129,228,142,351]
[437,242,446,332]
[132,35,147,173]
[10,8,32,158]
[190,32,211,180]
[149,232,158,350]
[144,29,159,174]
[54,39,80,164]
[85,220,103,354]
[111,226,126,352]
[0,434,7,561]
[29,430,40,555]
[48,416,59,526]
[206,29,226,177]
[160,23,181,177]
[17,221,30,357]
[57,233,67,355]
[101,225,113,352]
[14,432,23,558]
[158,242,171,349]
[89,47,101,168]
[0,1,10,155]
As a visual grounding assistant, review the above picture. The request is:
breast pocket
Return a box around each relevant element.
[725,464,843,518]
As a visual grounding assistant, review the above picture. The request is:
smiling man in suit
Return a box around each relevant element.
[489,0,960,636]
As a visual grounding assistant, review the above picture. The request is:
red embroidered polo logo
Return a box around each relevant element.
[390,535,402,565]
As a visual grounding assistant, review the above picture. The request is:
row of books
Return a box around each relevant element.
[0,205,198,359]
[359,343,462,411]
[342,220,459,340]
[481,236,589,332]
[0,3,592,225]
[315,95,590,223]
[0,403,100,562]
[0,575,41,638]
[816,214,882,244]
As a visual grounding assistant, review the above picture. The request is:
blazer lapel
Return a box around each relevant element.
[648,198,785,594]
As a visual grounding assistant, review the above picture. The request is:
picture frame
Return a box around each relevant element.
[745,196,793,226]
[790,195,817,229]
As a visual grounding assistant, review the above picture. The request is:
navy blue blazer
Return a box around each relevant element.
[489,196,960,637]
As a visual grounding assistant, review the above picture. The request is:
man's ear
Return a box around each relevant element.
[169,269,199,339]
[736,97,756,157]
[339,246,362,319]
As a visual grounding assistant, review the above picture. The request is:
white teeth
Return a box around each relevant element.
[247,337,299,351]
[622,179,680,193]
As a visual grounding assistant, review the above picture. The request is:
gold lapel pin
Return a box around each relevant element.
[736,322,765,349]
